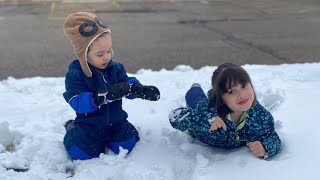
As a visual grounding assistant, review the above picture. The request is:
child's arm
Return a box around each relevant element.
[255,103,282,159]
[170,104,253,149]
[64,70,130,113]
[259,130,281,159]
[113,62,160,101]
[63,70,98,113]
[93,82,130,105]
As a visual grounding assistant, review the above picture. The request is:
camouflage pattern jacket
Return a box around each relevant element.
[169,100,281,159]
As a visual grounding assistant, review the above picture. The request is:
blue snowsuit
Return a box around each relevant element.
[169,86,281,159]
[63,60,139,160]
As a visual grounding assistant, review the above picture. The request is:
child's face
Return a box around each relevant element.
[222,83,254,115]
[87,34,112,70]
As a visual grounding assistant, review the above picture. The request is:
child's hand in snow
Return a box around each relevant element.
[209,116,227,132]
[247,141,266,158]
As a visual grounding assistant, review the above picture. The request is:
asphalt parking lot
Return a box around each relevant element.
[0,0,320,79]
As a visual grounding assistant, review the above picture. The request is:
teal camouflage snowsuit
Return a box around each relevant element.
[169,86,281,159]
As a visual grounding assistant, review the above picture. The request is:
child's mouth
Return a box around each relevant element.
[238,98,249,105]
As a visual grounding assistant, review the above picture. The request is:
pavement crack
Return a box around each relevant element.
[213,27,293,63]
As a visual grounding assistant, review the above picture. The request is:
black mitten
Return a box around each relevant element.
[94,82,130,106]
[131,82,160,101]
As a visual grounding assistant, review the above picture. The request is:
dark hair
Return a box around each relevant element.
[208,62,256,116]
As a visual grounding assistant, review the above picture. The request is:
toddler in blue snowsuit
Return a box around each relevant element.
[63,12,160,160]
[169,62,281,159]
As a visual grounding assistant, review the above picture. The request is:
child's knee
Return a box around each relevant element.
[66,145,96,160]
[107,121,140,154]
[107,135,138,154]
[64,132,95,160]
[63,126,104,160]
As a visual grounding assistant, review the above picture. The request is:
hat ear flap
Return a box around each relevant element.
[111,48,114,57]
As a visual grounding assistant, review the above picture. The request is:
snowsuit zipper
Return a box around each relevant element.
[99,71,110,127]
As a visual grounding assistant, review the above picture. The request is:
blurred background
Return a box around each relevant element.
[0,0,320,80]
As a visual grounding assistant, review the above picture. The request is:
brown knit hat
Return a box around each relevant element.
[63,12,111,77]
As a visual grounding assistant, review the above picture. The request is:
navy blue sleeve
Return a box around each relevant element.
[69,92,98,113]
[113,62,140,99]
[63,69,88,102]
[63,69,98,113]
[125,77,139,100]
[126,77,139,85]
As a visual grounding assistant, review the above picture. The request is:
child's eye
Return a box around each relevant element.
[97,54,103,57]
[227,89,235,94]
[242,83,247,88]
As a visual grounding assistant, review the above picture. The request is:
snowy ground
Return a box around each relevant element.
[0,63,319,180]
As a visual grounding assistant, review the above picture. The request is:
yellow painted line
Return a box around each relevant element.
[50,1,56,17]
[112,0,123,11]
[49,0,172,20]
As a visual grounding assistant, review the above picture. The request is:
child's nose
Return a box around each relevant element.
[238,89,245,98]
[104,54,111,61]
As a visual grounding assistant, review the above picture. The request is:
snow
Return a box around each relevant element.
[0,63,319,180]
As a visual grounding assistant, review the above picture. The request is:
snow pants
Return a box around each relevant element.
[63,119,139,160]
[185,85,208,108]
